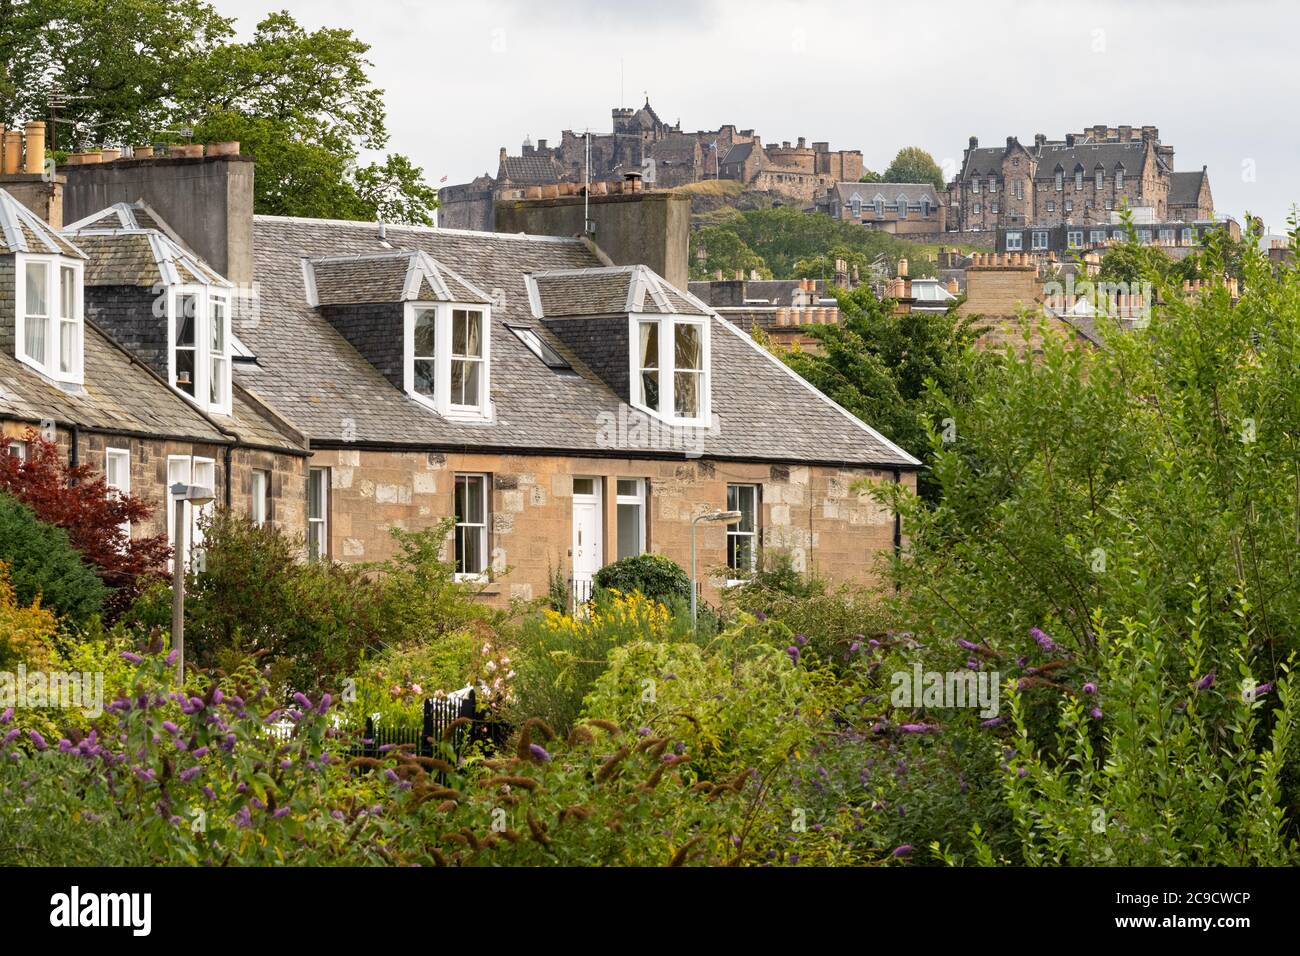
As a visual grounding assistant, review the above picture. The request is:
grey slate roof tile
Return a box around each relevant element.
[234,216,918,468]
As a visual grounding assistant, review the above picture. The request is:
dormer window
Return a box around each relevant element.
[631,314,710,424]
[168,286,232,415]
[16,254,84,384]
[403,303,492,420]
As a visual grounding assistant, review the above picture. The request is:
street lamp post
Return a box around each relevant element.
[690,509,743,628]
[170,482,214,685]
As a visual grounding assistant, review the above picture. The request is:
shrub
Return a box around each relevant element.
[506,590,694,735]
[0,563,59,671]
[0,494,106,625]
[593,553,690,606]
[0,433,168,617]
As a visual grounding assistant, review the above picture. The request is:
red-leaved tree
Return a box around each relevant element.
[0,430,170,618]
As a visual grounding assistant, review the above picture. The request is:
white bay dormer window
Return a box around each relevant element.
[15,254,84,384]
[631,314,711,425]
[168,286,231,415]
[403,302,492,421]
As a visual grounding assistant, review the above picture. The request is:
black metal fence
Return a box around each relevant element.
[354,690,509,761]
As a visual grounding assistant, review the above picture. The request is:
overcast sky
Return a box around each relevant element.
[219,0,1297,232]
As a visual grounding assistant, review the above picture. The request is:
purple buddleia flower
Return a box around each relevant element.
[2,729,19,746]
[272,807,290,818]
[179,766,202,783]
[384,769,399,783]
[957,639,979,651]
[28,730,47,751]
[162,721,180,735]
[1254,683,1273,697]
[120,652,143,665]
[981,717,1004,728]
[637,726,652,737]
[900,723,933,733]
[202,786,216,801]
[293,692,312,710]
[280,759,293,770]
[317,693,332,714]
[0,707,12,724]
[234,806,252,829]
[795,633,808,646]
[57,739,73,753]
[134,767,154,782]
[1030,627,1057,652]
[1196,670,1216,691]
[192,746,210,758]
[892,845,913,857]
[754,610,767,622]
[1083,682,1098,695]
[1090,707,1103,719]
[166,649,178,665]
[785,645,800,662]
[331,809,345,821]
[528,743,552,763]
[848,641,861,653]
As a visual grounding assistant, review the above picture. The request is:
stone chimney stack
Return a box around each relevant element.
[62,143,254,282]
[0,122,65,227]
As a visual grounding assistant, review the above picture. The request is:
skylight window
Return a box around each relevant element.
[506,323,572,372]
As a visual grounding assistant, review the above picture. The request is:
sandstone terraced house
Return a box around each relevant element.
[1,129,919,606]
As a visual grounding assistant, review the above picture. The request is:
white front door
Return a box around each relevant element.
[572,477,603,602]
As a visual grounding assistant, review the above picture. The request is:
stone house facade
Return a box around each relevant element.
[947,125,1216,234]
[5,141,919,610]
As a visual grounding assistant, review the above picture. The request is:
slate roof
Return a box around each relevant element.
[235,215,919,468]
[0,320,223,443]
[528,266,708,318]
[1034,142,1146,178]
[961,147,1010,179]
[0,190,85,258]
[834,182,940,206]
[1168,170,1206,207]
[499,154,567,185]
[721,142,759,166]
[65,203,229,288]
[308,251,492,307]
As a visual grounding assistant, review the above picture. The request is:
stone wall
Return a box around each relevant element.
[309,447,912,606]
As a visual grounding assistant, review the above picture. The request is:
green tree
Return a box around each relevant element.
[690,225,771,280]
[0,493,106,624]
[883,146,946,191]
[724,207,929,279]
[0,2,437,223]
[859,169,883,183]
[782,283,983,500]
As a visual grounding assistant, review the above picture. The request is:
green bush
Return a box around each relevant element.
[505,589,696,736]
[0,493,106,624]
[593,553,690,606]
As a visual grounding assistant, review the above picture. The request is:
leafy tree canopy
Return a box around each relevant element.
[689,225,772,280]
[782,284,983,500]
[882,146,946,191]
[0,1,437,223]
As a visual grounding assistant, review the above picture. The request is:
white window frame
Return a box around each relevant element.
[1006,232,1023,251]
[307,466,329,562]
[1075,169,1084,191]
[1090,229,1107,244]
[105,447,131,541]
[1115,167,1125,189]
[251,468,271,527]
[726,483,760,585]
[15,253,84,385]
[1067,230,1083,249]
[167,285,232,415]
[6,439,28,461]
[1137,229,1152,245]
[402,303,492,422]
[629,314,711,427]
[1032,231,1049,251]
[1181,227,1194,245]
[1158,227,1175,245]
[166,455,215,570]
[615,477,646,561]
[453,472,489,581]
[1095,168,1104,190]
